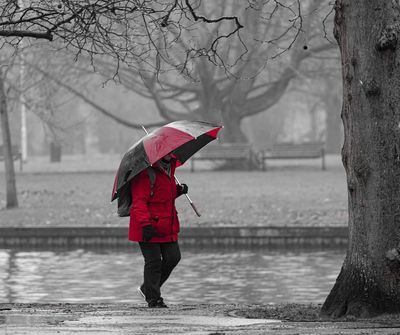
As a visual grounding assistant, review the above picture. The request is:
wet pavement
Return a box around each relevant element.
[1,304,400,335]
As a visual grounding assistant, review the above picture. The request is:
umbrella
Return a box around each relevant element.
[111,120,223,216]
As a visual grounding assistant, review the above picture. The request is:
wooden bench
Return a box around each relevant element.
[0,145,23,171]
[191,143,254,171]
[259,142,326,170]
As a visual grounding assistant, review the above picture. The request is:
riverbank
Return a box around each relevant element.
[0,226,348,248]
[1,303,400,334]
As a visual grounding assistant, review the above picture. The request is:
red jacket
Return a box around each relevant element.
[128,160,180,242]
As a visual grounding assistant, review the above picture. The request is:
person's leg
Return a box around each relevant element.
[138,242,162,304]
[159,241,181,287]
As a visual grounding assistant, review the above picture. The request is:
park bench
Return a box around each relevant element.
[190,143,254,171]
[259,142,326,171]
[0,144,23,171]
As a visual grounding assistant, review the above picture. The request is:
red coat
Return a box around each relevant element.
[128,161,180,242]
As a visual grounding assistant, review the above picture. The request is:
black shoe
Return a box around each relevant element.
[156,298,168,308]
[148,298,168,308]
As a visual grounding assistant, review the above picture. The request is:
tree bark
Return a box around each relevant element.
[321,0,400,317]
[0,74,18,208]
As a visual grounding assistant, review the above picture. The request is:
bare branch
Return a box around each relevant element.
[322,2,336,44]
[0,1,244,76]
[0,29,52,40]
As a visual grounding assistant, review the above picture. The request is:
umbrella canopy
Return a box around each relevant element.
[111,120,222,202]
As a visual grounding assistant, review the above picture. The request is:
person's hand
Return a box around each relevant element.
[177,183,188,195]
[142,225,157,242]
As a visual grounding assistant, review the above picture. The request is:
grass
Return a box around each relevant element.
[0,154,348,228]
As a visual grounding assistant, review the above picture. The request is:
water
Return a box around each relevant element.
[0,248,344,305]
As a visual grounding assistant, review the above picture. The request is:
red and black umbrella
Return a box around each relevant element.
[111,120,222,215]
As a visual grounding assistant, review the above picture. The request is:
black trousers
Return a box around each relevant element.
[138,241,181,303]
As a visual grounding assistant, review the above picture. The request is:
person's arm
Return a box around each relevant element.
[170,157,188,198]
[131,170,159,241]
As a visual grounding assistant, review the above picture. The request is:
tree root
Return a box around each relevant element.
[321,266,400,319]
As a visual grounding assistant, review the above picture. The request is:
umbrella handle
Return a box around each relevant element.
[186,195,201,217]
[175,176,201,217]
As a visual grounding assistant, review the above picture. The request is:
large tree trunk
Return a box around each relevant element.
[321,0,400,318]
[0,74,18,208]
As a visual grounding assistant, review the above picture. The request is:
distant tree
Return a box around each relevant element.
[0,0,243,208]
[13,1,338,166]
[288,65,342,151]
[0,67,18,208]
[321,0,400,317]
[82,0,338,146]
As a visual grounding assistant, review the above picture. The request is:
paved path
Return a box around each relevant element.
[1,304,400,335]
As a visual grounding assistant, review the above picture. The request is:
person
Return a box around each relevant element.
[128,153,188,308]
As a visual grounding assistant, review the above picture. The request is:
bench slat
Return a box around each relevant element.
[264,153,321,158]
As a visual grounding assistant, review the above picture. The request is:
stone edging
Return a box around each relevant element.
[0,226,348,248]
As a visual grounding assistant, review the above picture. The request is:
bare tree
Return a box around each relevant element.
[85,0,338,146]
[17,0,339,169]
[321,0,400,317]
[288,63,342,152]
[0,0,243,73]
[0,0,243,208]
[12,1,337,171]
